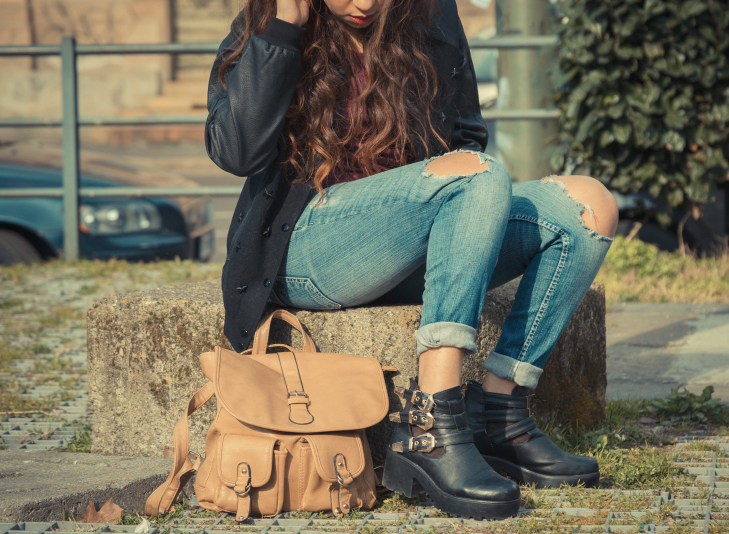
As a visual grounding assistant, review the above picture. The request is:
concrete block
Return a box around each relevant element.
[88,279,606,463]
[0,450,176,522]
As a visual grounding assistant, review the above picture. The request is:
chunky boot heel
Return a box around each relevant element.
[382,449,425,498]
[465,380,600,489]
[382,380,521,520]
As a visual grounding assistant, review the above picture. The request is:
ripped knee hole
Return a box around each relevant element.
[423,150,490,180]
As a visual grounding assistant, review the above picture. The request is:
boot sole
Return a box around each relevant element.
[382,449,521,520]
[483,455,600,489]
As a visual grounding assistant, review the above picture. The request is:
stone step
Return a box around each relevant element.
[142,94,207,113]
[87,278,607,463]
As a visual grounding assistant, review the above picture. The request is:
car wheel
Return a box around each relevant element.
[0,229,42,265]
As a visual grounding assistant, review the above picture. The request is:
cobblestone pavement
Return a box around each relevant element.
[0,260,222,450]
[0,437,727,533]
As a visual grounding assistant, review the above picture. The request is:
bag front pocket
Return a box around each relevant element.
[300,431,373,514]
[217,434,286,517]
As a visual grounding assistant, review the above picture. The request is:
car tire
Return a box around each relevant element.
[0,229,42,265]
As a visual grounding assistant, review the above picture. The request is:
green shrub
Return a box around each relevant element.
[648,385,729,425]
[550,0,729,225]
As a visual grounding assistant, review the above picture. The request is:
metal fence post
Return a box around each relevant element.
[495,0,557,183]
[60,35,80,261]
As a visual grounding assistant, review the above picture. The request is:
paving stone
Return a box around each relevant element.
[1,438,728,532]
[0,450,175,523]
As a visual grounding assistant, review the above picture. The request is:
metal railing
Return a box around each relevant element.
[0,34,558,260]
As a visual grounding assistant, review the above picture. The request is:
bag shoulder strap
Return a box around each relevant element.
[145,381,216,516]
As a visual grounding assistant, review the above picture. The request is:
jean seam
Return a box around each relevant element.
[504,215,570,362]
[274,275,343,309]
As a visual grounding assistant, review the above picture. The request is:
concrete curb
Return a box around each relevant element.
[0,451,177,522]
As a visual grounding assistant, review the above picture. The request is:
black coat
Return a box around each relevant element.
[205,0,489,351]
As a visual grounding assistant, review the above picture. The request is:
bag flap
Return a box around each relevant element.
[304,432,366,483]
[217,434,277,488]
[214,347,389,433]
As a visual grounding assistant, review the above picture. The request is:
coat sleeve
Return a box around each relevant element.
[450,17,489,152]
[205,14,306,177]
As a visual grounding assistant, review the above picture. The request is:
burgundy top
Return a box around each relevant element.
[321,51,401,189]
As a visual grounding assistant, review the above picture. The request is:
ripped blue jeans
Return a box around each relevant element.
[270,149,613,389]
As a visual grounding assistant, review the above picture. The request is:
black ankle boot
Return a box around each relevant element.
[382,380,521,520]
[464,380,600,488]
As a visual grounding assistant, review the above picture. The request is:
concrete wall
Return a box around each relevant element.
[0,0,172,144]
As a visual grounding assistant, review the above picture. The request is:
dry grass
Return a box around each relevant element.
[596,236,729,304]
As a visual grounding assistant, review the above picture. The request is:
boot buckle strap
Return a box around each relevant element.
[391,433,436,454]
[388,410,435,430]
[394,386,435,412]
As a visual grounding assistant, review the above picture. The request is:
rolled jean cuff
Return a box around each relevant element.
[483,350,543,389]
[416,322,478,358]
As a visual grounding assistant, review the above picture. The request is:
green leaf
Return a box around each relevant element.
[613,122,633,144]
[576,111,599,143]
[662,130,687,152]
[665,110,690,129]
[607,102,626,119]
[680,1,707,19]
[600,130,616,147]
[643,42,665,60]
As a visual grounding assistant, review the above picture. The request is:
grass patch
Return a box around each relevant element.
[57,425,92,453]
[39,306,86,326]
[0,344,28,370]
[596,236,729,304]
[0,384,78,414]
[536,386,729,489]
[373,492,426,512]
[0,297,23,309]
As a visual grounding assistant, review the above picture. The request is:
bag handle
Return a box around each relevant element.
[145,381,215,516]
[251,309,317,354]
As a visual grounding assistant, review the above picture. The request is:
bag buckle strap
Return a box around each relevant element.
[331,454,354,517]
[394,386,435,412]
[388,410,435,430]
[391,433,436,454]
[234,462,252,522]
[287,391,311,406]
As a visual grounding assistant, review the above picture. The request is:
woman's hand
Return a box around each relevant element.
[276,0,310,27]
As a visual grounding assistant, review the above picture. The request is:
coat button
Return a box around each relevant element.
[264,189,274,199]
[238,212,243,222]
[263,227,271,237]
[264,279,271,287]
[235,241,241,251]
[237,285,248,293]
[450,67,459,78]
[282,224,290,232]
[441,112,447,123]
[240,329,248,338]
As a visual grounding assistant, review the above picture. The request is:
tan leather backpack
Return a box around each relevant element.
[146,309,389,520]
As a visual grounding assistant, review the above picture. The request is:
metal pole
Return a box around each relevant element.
[495,0,557,183]
[61,35,80,261]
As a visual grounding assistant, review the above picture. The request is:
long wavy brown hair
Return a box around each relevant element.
[219,0,449,194]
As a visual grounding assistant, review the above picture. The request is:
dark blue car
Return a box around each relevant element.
[0,161,215,265]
